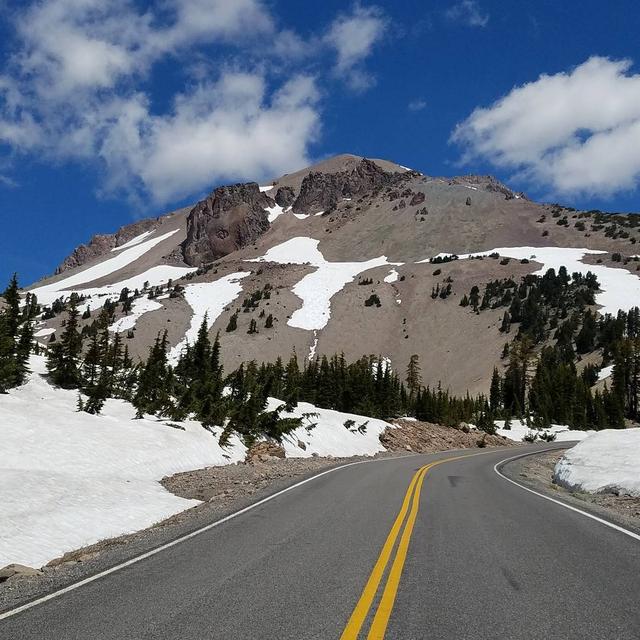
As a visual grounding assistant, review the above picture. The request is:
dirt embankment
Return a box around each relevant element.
[381,419,514,453]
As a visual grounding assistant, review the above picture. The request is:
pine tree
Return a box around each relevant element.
[406,354,422,400]
[2,273,20,337]
[489,367,502,413]
[265,314,274,328]
[247,318,258,334]
[226,312,238,332]
[47,300,83,388]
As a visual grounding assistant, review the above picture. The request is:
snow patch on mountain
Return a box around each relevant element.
[598,364,615,381]
[421,246,640,318]
[168,272,251,363]
[248,237,394,330]
[553,429,640,496]
[111,231,153,252]
[30,230,191,307]
[384,268,399,283]
[109,297,163,333]
[265,203,285,223]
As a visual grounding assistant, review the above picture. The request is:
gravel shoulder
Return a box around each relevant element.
[501,448,640,536]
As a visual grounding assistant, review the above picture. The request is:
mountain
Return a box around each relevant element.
[26,153,640,395]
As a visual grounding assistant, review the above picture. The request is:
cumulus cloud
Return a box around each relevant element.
[0,0,390,204]
[325,4,388,91]
[452,57,640,196]
[445,1,489,28]
[0,0,326,204]
[100,73,320,203]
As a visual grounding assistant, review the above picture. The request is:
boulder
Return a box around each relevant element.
[0,564,42,582]
[245,441,286,464]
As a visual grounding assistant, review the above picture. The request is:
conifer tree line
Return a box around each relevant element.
[0,275,35,392]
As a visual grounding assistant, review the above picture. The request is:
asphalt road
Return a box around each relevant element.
[2,445,639,639]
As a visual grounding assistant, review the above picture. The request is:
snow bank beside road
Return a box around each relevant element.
[1,357,394,568]
[268,399,391,458]
[553,429,640,497]
[0,357,246,569]
[496,419,594,442]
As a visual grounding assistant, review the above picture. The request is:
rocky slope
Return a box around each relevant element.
[28,154,640,396]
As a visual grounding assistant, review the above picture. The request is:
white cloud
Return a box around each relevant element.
[0,0,321,204]
[452,56,640,196]
[0,1,390,203]
[445,1,489,28]
[408,99,427,112]
[325,4,388,90]
[100,73,320,203]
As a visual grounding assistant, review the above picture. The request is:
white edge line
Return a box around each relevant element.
[494,448,640,543]
[0,453,419,621]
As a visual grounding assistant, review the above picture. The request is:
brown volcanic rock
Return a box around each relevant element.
[182,182,273,266]
[55,219,158,274]
[380,419,513,453]
[292,158,403,215]
[275,186,296,208]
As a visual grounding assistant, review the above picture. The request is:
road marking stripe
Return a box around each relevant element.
[0,453,420,622]
[366,463,430,639]
[340,449,500,639]
[339,465,429,640]
[494,449,640,543]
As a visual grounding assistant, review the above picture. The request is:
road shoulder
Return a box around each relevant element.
[500,448,640,537]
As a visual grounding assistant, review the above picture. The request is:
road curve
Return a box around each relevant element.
[2,445,639,639]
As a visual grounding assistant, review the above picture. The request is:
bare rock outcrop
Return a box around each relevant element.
[55,219,158,274]
[380,419,512,453]
[275,186,296,208]
[182,182,273,266]
[292,158,402,215]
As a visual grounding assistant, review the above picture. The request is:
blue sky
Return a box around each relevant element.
[1,0,640,285]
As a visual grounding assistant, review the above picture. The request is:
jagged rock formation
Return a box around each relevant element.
[182,182,273,266]
[55,219,158,274]
[292,158,403,215]
[274,186,296,208]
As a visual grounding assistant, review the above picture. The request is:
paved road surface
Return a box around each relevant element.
[2,445,639,639]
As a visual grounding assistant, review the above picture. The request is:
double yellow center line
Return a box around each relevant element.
[340,451,492,639]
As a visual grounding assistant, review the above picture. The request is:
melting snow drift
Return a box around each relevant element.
[0,357,395,568]
[553,429,640,496]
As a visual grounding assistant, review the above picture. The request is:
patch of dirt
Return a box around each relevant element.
[161,455,358,504]
[381,419,515,453]
[504,450,640,534]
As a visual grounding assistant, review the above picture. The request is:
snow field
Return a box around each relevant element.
[30,229,184,307]
[108,297,163,333]
[553,429,640,496]
[168,272,251,363]
[1,357,397,568]
[0,356,246,568]
[249,237,396,331]
[110,231,153,252]
[268,399,392,458]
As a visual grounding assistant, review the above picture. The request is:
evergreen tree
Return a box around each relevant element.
[406,354,422,400]
[47,300,83,388]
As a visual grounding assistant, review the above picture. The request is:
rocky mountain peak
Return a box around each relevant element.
[182,181,274,267]
[292,157,403,215]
